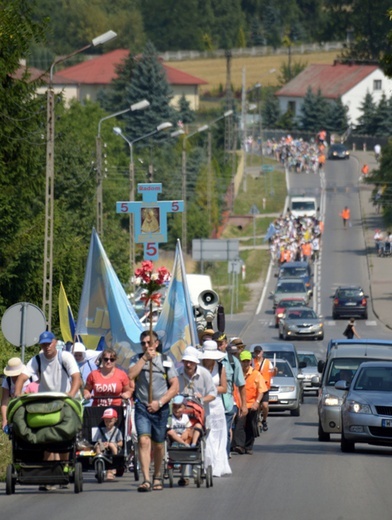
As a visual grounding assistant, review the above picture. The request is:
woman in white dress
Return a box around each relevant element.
[201,340,232,477]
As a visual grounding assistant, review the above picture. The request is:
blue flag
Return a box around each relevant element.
[75,229,144,368]
[155,240,198,361]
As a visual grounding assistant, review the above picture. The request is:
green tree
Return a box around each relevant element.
[366,138,392,223]
[324,98,349,134]
[262,91,281,128]
[299,87,328,131]
[373,94,392,137]
[356,92,377,135]
[177,94,196,126]
[0,0,48,312]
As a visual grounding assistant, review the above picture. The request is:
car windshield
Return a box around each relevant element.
[286,310,317,320]
[292,202,315,211]
[279,267,308,278]
[298,353,318,366]
[275,361,294,377]
[338,289,363,298]
[277,282,306,293]
[264,351,296,368]
[326,358,373,385]
[354,366,392,391]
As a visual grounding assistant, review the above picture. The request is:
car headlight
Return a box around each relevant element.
[323,394,342,406]
[346,400,371,414]
[279,386,295,392]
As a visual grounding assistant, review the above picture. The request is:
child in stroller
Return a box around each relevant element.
[94,408,123,479]
[164,395,212,488]
[167,395,202,447]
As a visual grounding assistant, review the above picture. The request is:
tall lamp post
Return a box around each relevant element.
[113,122,173,295]
[96,99,150,237]
[43,30,117,329]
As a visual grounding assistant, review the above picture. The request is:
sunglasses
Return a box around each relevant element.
[103,357,115,362]
[141,340,156,346]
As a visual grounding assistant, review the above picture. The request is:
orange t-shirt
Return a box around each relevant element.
[253,358,275,390]
[243,367,267,407]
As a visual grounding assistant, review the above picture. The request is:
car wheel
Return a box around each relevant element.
[290,402,300,416]
[363,313,368,320]
[319,334,324,341]
[318,420,330,442]
[341,431,355,452]
[332,312,338,320]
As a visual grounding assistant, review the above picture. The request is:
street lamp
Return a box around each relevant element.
[43,30,117,329]
[113,122,173,295]
[96,99,150,237]
[181,111,233,252]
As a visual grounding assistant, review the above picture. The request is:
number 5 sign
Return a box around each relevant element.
[116,183,184,260]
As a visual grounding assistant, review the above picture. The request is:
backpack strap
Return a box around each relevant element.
[35,351,69,379]
[7,376,12,392]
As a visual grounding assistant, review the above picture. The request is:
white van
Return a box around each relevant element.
[290,196,318,218]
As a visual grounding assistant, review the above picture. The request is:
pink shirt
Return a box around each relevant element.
[86,368,129,406]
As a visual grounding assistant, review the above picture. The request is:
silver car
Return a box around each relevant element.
[269,359,303,416]
[298,351,321,394]
[339,361,392,452]
[271,278,310,309]
[278,307,324,341]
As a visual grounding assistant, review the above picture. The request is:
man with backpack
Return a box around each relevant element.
[14,331,81,397]
[212,332,247,456]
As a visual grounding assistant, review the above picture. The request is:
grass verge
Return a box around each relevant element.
[202,155,286,312]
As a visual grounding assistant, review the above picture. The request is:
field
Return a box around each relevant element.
[171,50,340,93]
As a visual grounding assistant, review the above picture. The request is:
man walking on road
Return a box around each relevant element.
[129,330,179,492]
[340,206,351,229]
[251,345,277,432]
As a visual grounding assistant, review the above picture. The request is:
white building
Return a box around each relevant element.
[275,62,392,126]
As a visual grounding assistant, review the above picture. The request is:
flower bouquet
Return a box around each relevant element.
[134,261,170,401]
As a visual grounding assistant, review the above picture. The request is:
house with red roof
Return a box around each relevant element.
[51,49,207,110]
[275,63,392,126]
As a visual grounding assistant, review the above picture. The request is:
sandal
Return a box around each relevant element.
[106,470,116,480]
[178,478,189,487]
[137,480,152,492]
[152,476,163,491]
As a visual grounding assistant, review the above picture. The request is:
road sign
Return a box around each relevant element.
[192,239,239,261]
[261,165,274,173]
[116,183,183,260]
[1,302,46,362]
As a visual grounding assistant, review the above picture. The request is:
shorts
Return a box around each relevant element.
[261,390,269,403]
[135,401,170,444]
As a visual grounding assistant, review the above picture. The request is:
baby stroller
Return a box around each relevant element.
[76,396,138,483]
[5,392,83,495]
[163,395,213,488]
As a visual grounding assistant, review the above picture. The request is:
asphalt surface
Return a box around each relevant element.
[225,147,390,339]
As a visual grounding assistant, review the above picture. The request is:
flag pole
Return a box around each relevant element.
[148,299,153,402]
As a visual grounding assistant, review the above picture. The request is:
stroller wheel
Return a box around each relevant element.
[194,466,201,488]
[74,462,83,494]
[206,465,213,488]
[168,468,174,488]
[6,464,16,495]
[95,459,105,484]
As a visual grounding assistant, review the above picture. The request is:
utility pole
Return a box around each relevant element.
[241,67,247,192]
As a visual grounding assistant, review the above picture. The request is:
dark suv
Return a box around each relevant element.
[331,285,368,319]
[276,261,313,296]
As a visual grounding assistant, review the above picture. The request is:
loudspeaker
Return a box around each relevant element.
[198,290,219,322]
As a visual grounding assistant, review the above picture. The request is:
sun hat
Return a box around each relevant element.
[4,357,25,377]
[102,408,118,419]
[38,331,56,344]
[201,340,225,361]
[73,342,86,354]
[199,328,215,341]
[212,331,227,342]
[229,337,246,349]
[172,395,185,405]
[239,351,252,362]
[182,346,200,365]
